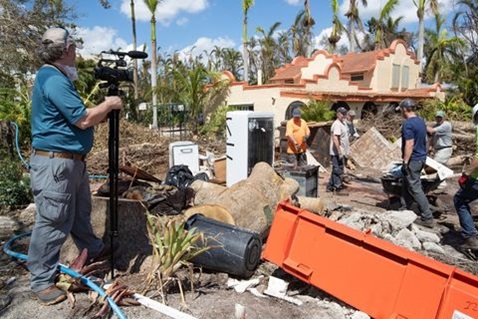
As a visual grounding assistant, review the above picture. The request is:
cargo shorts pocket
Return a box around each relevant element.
[38,190,71,225]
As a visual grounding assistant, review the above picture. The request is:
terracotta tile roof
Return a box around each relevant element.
[340,50,382,74]
[270,57,309,82]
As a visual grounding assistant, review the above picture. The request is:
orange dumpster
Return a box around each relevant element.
[262,201,478,319]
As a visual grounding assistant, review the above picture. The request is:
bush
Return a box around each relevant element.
[0,157,32,210]
[301,100,335,122]
[200,105,232,137]
[418,97,472,122]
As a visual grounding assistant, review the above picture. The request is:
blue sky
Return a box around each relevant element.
[72,0,456,58]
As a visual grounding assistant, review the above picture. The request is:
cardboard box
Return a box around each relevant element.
[214,157,227,182]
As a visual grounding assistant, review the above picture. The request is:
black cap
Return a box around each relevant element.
[397,98,417,111]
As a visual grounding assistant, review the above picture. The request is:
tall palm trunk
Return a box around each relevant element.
[131,0,139,102]
[348,18,356,52]
[143,0,161,129]
[150,15,158,128]
[416,0,439,73]
[242,0,254,83]
[417,4,425,70]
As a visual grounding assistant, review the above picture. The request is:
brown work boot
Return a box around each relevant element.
[32,285,66,306]
[413,218,436,229]
[461,237,478,250]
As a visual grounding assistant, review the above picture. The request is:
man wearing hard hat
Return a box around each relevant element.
[453,104,478,251]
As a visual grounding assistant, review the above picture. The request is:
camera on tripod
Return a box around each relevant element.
[94,49,147,83]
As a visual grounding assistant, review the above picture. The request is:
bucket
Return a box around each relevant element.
[185,214,262,278]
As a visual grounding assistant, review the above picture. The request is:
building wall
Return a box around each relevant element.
[301,53,333,81]
[227,84,306,126]
[372,42,420,92]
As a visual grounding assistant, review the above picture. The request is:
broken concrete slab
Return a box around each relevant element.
[349,127,401,170]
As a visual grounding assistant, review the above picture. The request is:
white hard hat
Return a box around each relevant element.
[473,103,478,125]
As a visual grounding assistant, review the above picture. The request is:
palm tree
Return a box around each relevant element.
[345,0,368,52]
[424,13,465,83]
[291,11,308,57]
[242,0,254,83]
[256,22,281,83]
[368,0,401,49]
[329,0,345,53]
[414,0,439,71]
[171,65,230,133]
[130,0,139,104]
[303,0,315,56]
[143,0,162,129]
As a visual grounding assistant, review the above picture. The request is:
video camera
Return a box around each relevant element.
[94,49,148,83]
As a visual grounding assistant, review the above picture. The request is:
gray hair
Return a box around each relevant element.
[37,40,65,64]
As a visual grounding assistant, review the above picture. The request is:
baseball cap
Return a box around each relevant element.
[435,110,445,118]
[336,107,348,114]
[41,27,83,49]
[396,98,417,111]
[292,108,301,117]
[347,110,356,117]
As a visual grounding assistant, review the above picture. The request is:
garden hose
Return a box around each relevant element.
[10,121,107,180]
[10,122,29,169]
[3,231,127,319]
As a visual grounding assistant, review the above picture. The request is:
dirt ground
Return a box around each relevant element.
[1,121,478,319]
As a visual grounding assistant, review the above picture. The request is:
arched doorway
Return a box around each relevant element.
[285,101,306,120]
[331,101,350,112]
[361,101,378,119]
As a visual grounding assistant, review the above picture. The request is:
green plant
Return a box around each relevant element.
[301,99,335,122]
[200,105,232,137]
[417,96,471,122]
[0,157,32,210]
[144,213,210,303]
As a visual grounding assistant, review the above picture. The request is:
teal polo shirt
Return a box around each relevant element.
[31,65,93,154]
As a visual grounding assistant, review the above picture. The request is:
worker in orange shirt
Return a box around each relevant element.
[285,108,310,168]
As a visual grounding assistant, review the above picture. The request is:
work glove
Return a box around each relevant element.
[458,173,469,189]
[401,161,411,176]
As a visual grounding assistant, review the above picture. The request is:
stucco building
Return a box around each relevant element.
[221,39,445,124]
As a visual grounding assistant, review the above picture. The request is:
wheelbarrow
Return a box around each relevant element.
[380,175,446,215]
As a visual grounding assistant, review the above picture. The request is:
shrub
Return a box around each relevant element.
[301,100,335,122]
[0,157,32,210]
[200,105,232,137]
[418,97,472,122]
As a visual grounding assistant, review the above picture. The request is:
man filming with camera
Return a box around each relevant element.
[27,27,123,305]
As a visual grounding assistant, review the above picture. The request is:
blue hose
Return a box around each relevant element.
[3,231,127,319]
[10,121,108,181]
[10,122,29,169]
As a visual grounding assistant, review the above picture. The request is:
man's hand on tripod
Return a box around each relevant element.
[105,96,123,110]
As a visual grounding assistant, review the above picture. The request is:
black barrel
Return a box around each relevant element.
[185,214,262,278]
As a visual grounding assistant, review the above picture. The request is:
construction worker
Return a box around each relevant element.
[398,98,435,228]
[427,110,453,165]
[452,104,478,250]
[326,107,349,194]
[285,107,310,168]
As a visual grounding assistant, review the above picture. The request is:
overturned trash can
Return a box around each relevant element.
[185,214,262,278]
[280,165,318,198]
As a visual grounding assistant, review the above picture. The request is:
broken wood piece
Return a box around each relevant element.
[132,293,198,319]
[120,164,162,184]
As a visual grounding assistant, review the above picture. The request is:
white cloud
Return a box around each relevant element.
[285,0,301,5]
[313,27,366,53]
[76,26,129,57]
[178,36,236,61]
[339,0,454,25]
[176,17,189,26]
[120,0,209,25]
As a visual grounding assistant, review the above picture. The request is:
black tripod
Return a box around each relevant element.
[106,82,120,278]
